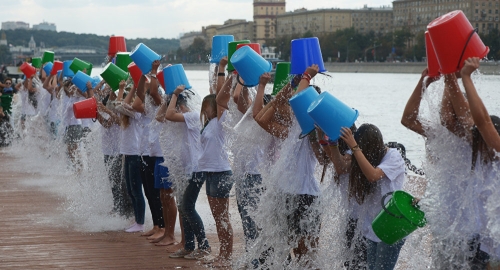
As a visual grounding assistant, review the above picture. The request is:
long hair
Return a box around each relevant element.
[471,115,500,170]
[200,94,216,129]
[349,123,386,204]
[334,124,358,185]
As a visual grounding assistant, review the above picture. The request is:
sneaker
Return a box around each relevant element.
[169,249,192,258]
[184,247,211,260]
[125,223,144,233]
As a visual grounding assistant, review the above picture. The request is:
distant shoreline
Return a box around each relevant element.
[182,62,500,75]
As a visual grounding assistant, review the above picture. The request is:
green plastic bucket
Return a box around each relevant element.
[31,57,42,69]
[69,58,92,76]
[42,51,55,64]
[272,62,291,95]
[372,191,427,245]
[100,63,129,90]
[227,40,250,72]
[115,52,133,72]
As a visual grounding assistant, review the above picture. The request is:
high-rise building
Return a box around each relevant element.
[276,8,353,37]
[352,5,393,34]
[216,20,254,42]
[32,22,57,31]
[1,21,29,30]
[253,0,286,45]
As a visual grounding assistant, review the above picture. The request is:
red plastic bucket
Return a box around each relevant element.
[20,62,36,78]
[51,61,64,76]
[73,97,97,119]
[127,62,142,87]
[427,10,489,74]
[425,31,440,77]
[108,36,127,58]
[236,43,262,55]
[157,70,166,89]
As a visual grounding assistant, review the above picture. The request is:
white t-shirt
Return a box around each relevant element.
[359,148,406,243]
[197,111,232,172]
[62,94,82,127]
[139,115,152,156]
[180,111,203,174]
[100,113,120,156]
[48,92,60,123]
[145,95,162,157]
[19,87,36,116]
[119,112,142,155]
[37,88,52,117]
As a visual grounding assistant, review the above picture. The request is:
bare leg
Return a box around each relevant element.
[207,196,233,261]
[153,188,177,246]
[142,225,160,237]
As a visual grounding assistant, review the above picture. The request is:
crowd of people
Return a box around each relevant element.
[0,54,498,270]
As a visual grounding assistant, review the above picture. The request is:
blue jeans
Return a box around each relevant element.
[236,174,262,248]
[181,172,210,251]
[366,238,405,270]
[205,171,234,198]
[123,155,145,225]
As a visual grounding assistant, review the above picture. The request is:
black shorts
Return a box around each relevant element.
[285,194,321,238]
[64,125,83,144]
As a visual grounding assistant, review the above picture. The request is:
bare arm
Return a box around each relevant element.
[461,57,500,152]
[441,73,474,142]
[96,102,119,128]
[253,73,271,119]
[149,60,162,106]
[116,81,126,102]
[155,99,168,123]
[165,86,187,122]
[237,86,252,114]
[215,74,233,111]
[215,57,228,95]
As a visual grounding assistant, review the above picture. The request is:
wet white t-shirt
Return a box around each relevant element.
[138,115,152,156]
[119,112,142,156]
[62,95,82,127]
[100,113,120,156]
[48,92,60,123]
[197,111,232,172]
[19,87,36,116]
[180,111,202,174]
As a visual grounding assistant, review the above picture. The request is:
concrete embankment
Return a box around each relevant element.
[182,62,500,75]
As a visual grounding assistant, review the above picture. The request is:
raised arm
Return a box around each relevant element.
[149,60,162,106]
[96,102,119,128]
[441,73,474,142]
[461,57,500,152]
[135,75,147,103]
[317,128,351,175]
[253,73,271,119]
[215,74,232,112]
[165,85,186,122]
[117,80,126,102]
[237,86,252,114]
[215,57,228,95]
[155,98,168,123]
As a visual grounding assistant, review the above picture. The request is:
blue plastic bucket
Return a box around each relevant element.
[72,71,93,93]
[63,60,75,78]
[210,35,234,63]
[91,76,101,88]
[130,43,161,74]
[307,92,359,141]
[56,70,62,80]
[43,62,53,76]
[162,64,192,95]
[289,86,319,138]
[290,37,327,74]
[230,46,272,87]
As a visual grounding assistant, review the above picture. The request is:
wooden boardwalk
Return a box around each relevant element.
[0,151,242,269]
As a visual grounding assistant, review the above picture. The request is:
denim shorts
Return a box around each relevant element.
[204,171,234,198]
[154,157,171,189]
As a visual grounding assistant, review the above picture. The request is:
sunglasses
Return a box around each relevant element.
[5,82,12,85]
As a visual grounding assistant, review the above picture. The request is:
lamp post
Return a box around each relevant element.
[346,37,353,63]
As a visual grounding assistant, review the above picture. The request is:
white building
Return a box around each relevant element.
[32,22,57,31]
[1,21,29,30]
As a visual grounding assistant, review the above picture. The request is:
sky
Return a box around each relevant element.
[2,0,392,39]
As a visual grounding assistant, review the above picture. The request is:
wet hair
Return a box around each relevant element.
[349,123,386,204]
[311,85,321,94]
[102,94,110,106]
[333,124,358,185]
[200,94,216,128]
[471,115,500,170]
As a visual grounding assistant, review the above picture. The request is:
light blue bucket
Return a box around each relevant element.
[91,76,101,88]
[210,35,234,63]
[230,46,272,87]
[63,60,75,78]
[43,62,53,76]
[56,70,62,80]
[130,43,161,74]
[72,71,93,93]
[162,64,192,95]
[289,86,319,138]
[290,37,327,74]
[307,92,359,141]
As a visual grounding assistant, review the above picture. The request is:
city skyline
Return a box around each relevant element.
[2,0,392,39]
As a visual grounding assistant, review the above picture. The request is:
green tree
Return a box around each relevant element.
[0,45,12,64]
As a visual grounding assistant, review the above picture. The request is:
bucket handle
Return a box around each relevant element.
[456,28,478,70]
[381,192,404,219]
[236,74,257,88]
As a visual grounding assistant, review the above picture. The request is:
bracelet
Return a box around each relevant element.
[150,74,157,78]
[218,72,225,77]
[318,139,328,146]
[302,72,312,80]
[351,145,361,152]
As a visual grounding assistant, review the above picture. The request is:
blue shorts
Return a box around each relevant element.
[154,157,172,189]
[204,171,234,198]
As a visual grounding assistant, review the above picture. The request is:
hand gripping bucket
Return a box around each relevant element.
[31,57,42,69]
[210,35,234,64]
[127,62,142,87]
[72,71,93,93]
[108,36,127,58]
[307,92,359,141]
[115,52,133,72]
[42,62,53,76]
[101,63,129,90]
[372,191,427,245]
[425,31,440,77]
[427,10,489,74]
[20,62,36,78]
[73,97,97,119]
[289,86,319,138]
[157,70,166,90]
[69,58,92,76]
[63,60,75,78]
[130,43,161,74]
[91,76,101,88]
[272,62,291,95]
[162,64,192,95]
[42,51,55,64]
[290,37,327,74]
[50,61,63,76]
[230,46,272,87]
[227,40,250,71]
